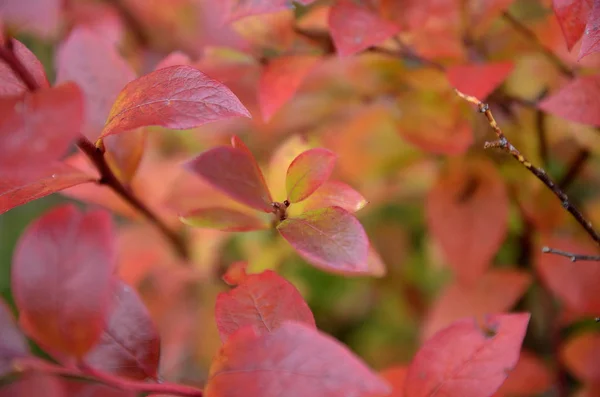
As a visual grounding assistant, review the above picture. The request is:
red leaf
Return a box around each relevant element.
[535,236,600,315]
[0,38,49,96]
[0,82,84,167]
[64,380,136,397]
[579,0,600,59]
[84,279,161,381]
[0,299,29,377]
[301,180,368,213]
[538,74,600,127]
[405,313,530,397]
[12,204,116,358]
[205,322,391,397]
[493,350,552,397]
[423,269,532,340]
[329,0,401,57]
[99,65,251,139]
[553,0,593,51]
[259,55,320,121]
[447,61,514,100]
[277,206,370,274]
[215,270,315,342]
[185,146,273,212]
[180,207,269,231]
[286,148,337,203]
[0,0,61,38]
[561,332,600,383]
[425,158,509,284]
[56,26,136,139]
[0,163,94,215]
[0,373,65,397]
[379,366,408,397]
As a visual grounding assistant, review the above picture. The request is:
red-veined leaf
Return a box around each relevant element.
[286,148,336,203]
[0,82,83,167]
[425,158,509,284]
[579,0,600,59]
[301,180,368,213]
[185,145,273,212]
[215,270,315,342]
[422,269,532,340]
[99,65,251,139]
[0,163,95,215]
[0,38,49,96]
[205,321,391,397]
[538,74,600,127]
[561,332,600,383]
[0,299,29,377]
[0,0,61,38]
[447,61,514,100]
[0,373,65,397]
[535,236,600,315]
[12,205,116,358]
[180,207,269,231]
[84,279,161,380]
[277,206,370,274]
[379,366,408,397]
[259,55,320,121]
[553,0,593,51]
[405,313,530,397]
[493,350,552,397]
[328,0,400,57]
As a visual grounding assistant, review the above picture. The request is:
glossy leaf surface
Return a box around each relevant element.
[180,207,269,231]
[286,148,336,203]
[12,205,116,358]
[215,270,315,342]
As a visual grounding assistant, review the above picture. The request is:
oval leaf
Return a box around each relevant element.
[12,204,116,358]
[0,299,29,377]
[425,158,509,284]
[84,279,161,380]
[205,321,391,397]
[180,207,269,231]
[215,270,316,342]
[405,313,530,397]
[99,65,251,139]
[447,62,514,100]
[185,146,273,212]
[0,38,49,96]
[538,74,600,127]
[301,180,368,213]
[277,206,370,274]
[579,0,600,59]
[286,148,336,203]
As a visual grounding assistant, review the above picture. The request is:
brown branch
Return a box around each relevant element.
[558,149,591,191]
[0,37,39,92]
[455,89,600,247]
[501,11,575,78]
[542,247,600,262]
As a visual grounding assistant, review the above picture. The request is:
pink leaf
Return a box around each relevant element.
[277,206,370,274]
[553,0,593,51]
[84,279,161,381]
[0,163,95,215]
[447,62,514,100]
[99,65,251,139]
[301,180,368,213]
[405,313,531,397]
[538,74,600,127]
[180,207,269,231]
[215,270,316,342]
[329,0,401,57]
[0,0,61,38]
[0,38,49,96]
[0,82,84,167]
[0,373,65,397]
[12,204,116,358]
[205,322,391,397]
[0,298,29,377]
[286,148,337,203]
[185,145,273,212]
[579,0,600,59]
[259,55,320,121]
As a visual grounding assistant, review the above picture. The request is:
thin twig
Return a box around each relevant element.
[542,247,600,262]
[501,11,575,78]
[558,149,591,191]
[455,89,600,247]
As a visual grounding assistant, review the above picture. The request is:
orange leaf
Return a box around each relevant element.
[286,148,337,203]
[561,332,600,383]
[180,207,269,231]
[301,180,368,213]
[493,350,552,397]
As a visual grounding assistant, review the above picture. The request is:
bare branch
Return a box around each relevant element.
[541,247,600,262]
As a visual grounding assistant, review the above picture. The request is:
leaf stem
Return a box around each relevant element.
[455,89,600,247]
[541,246,600,262]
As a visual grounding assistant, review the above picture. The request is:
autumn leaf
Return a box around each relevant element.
[561,332,600,384]
[99,65,251,139]
[180,207,269,231]
[579,0,600,59]
[0,0,61,38]
[493,350,552,397]
[84,279,161,380]
[405,313,531,397]
[12,205,116,358]
[205,321,391,397]
[446,61,514,100]
[0,373,65,397]
[426,158,509,284]
[552,0,593,51]
[0,38,49,96]
[301,180,368,213]
[329,0,400,57]
[286,148,337,203]
[277,206,370,274]
[379,366,408,397]
[538,74,600,127]
[0,298,29,377]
